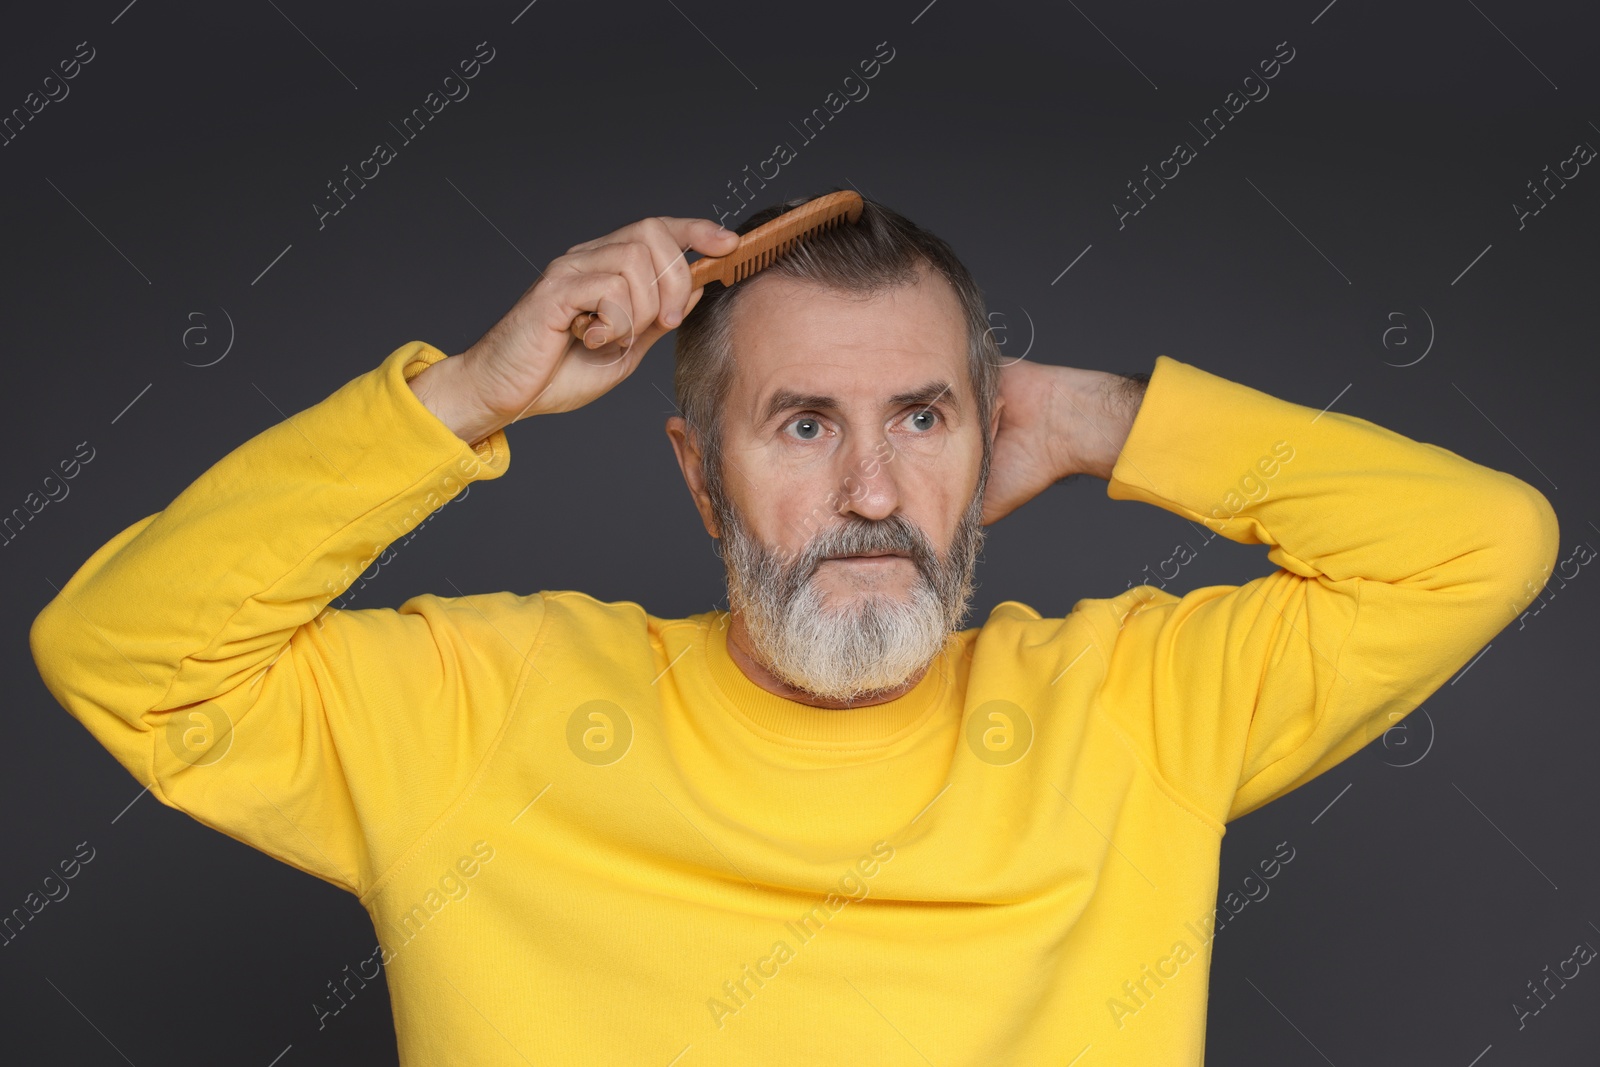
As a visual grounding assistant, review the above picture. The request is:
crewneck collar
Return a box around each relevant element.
[699,612,953,748]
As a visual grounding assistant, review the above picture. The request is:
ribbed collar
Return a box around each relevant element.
[699,612,953,748]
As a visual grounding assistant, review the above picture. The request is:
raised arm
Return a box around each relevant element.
[29,216,740,896]
[1074,355,1560,824]
[28,342,534,895]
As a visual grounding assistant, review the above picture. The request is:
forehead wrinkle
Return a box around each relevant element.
[725,277,970,431]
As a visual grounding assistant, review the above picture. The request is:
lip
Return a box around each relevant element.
[825,552,909,562]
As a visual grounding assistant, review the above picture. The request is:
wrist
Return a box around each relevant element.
[1050,366,1146,482]
[408,352,509,448]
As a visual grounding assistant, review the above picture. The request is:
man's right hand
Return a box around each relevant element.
[410,215,740,445]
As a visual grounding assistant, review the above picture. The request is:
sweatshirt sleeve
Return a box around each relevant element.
[1089,355,1560,825]
[28,341,546,898]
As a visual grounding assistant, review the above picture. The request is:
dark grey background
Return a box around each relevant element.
[4,0,1597,1063]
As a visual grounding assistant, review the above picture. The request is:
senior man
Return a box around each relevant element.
[32,192,1558,1065]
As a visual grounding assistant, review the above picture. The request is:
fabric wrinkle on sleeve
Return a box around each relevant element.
[29,341,538,898]
[1092,355,1560,825]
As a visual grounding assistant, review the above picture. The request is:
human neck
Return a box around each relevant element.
[722,611,928,709]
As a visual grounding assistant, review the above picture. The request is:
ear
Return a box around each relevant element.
[987,392,1005,444]
[665,416,722,539]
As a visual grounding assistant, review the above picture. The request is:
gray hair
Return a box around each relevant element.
[672,189,1002,519]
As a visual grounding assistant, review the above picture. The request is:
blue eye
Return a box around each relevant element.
[786,417,823,441]
[905,409,939,432]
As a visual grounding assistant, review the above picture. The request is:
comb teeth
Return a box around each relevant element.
[736,228,820,280]
[720,190,862,284]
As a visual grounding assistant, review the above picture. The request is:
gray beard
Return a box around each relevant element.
[712,480,988,704]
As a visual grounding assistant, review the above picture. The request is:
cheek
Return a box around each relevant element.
[889,426,951,464]
[738,466,849,544]
[771,451,841,500]
[898,432,980,495]
[900,459,980,541]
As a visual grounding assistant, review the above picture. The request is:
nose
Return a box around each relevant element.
[835,432,899,522]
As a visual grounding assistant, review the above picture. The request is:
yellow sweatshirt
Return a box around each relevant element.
[30,341,1559,1065]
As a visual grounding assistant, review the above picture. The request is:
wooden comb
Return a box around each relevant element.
[568,189,864,344]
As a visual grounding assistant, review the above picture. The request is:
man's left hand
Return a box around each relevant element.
[979,360,1145,525]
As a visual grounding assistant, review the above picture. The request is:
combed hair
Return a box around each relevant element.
[672,189,1002,508]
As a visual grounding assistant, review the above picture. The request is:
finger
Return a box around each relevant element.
[567,216,739,268]
[647,217,742,327]
[632,217,702,330]
[538,270,636,351]
[564,218,740,332]
[555,242,661,347]
[538,270,684,382]
[663,216,743,256]
[572,217,695,334]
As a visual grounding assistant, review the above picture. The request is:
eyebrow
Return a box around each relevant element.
[759,379,958,426]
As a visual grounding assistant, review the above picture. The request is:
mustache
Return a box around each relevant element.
[778,514,939,586]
